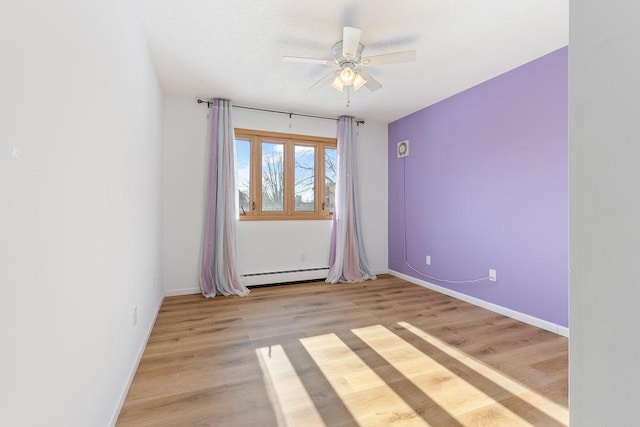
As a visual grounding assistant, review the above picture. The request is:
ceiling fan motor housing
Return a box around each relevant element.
[332,41,364,64]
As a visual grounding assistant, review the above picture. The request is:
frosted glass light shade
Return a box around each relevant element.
[353,73,367,91]
[330,77,344,92]
[339,67,356,84]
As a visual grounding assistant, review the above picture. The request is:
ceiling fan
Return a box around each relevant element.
[283,26,417,106]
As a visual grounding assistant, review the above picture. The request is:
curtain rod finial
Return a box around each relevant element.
[197,98,213,107]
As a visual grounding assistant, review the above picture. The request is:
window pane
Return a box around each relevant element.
[294,145,315,211]
[261,142,284,211]
[324,147,337,213]
[236,139,251,214]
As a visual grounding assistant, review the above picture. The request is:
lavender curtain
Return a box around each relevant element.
[200,99,249,298]
[326,116,376,283]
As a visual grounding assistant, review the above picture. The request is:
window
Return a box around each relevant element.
[235,129,337,220]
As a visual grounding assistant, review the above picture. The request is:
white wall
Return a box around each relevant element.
[162,95,388,294]
[0,1,163,426]
[570,1,640,424]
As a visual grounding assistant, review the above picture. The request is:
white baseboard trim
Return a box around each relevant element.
[109,293,165,427]
[165,287,200,296]
[389,270,569,337]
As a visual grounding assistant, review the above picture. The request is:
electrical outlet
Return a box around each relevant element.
[133,307,137,327]
[425,255,431,265]
[489,269,497,282]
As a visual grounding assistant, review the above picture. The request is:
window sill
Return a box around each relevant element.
[239,214,333,221]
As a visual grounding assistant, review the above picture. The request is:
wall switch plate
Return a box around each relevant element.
[489,269,497,282]
[426,255,431,265]
[133,307,137,326]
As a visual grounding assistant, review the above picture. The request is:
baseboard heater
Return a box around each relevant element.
[242,267,329,286]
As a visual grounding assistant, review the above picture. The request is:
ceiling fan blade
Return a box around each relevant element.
[356,69,382,92]
[359,50,417,66]
[310,70,340,90]
[342,26,361,59]
[283,56,333,65]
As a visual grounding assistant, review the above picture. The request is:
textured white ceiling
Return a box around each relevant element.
[135,0,568,123]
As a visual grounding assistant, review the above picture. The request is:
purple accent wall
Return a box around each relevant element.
[388,47,568,327]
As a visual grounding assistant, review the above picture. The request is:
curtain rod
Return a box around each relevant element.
[196,99,365,126]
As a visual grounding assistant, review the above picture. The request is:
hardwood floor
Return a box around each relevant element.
[117,275,568,426]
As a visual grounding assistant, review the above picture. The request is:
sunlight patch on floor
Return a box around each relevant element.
[353,324,530,425]
[256,324,567,426]
[301,333,429,426]
[399,321,569,425]
[256,345,325,426]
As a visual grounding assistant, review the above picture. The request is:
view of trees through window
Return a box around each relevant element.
[261,142,284,211]
[294,145,315,212]
[236,138,251,215]
[235,129,336,220]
